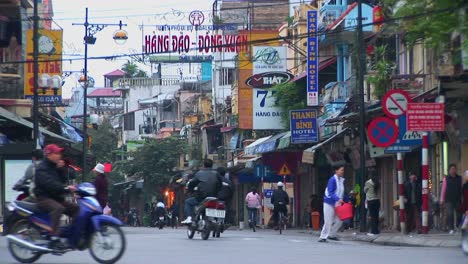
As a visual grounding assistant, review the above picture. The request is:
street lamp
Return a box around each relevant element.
[73,8,127,181]
[38,74,62,95]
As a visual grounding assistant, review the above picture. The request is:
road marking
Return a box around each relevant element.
[242,237,259,241]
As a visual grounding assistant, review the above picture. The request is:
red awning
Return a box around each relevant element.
[88,88,121,98]
[291,56,337,82]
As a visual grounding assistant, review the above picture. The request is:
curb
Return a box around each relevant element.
[298,230,461,248]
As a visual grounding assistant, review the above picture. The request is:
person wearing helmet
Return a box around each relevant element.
[92,163,108,208]
[34,144,79,240]
[271,181,289,229]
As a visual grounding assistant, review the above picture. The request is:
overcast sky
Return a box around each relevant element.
[52,0,299,98]
[52,0,214,98]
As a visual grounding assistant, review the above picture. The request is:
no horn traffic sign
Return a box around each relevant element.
[382,89,412,119]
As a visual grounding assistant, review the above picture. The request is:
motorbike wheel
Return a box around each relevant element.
[7,219,42,263]
[187,226,195,239]
[89,224,126,264]
[159,222,164,230]
[201,228,210,240]
[462,230,468,256]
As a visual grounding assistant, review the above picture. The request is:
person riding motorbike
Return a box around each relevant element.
[216,167,234,224]
[271,181,289,229]
[34,144,79,241]
[12,149,44,201]
[181,159,222,224]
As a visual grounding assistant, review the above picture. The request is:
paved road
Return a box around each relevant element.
[0,227,465,264]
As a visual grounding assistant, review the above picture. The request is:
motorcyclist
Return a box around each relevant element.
[34,144,79,239]
[181,159,222,224]
[216,167,234,224]
[271,181,289,229]
[12,149,44,200]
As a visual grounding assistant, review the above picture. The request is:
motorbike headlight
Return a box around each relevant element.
[7,203,15,211]
[80,186,96,196]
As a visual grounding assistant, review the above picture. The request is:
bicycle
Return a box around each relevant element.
[247,208,257,232]
[278,211,287,234]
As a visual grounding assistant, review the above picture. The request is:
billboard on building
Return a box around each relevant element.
[251,46,287,130]
[237,30,285,129]
[24,29,63,104]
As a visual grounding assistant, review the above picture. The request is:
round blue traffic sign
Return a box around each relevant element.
[367,117,399,148]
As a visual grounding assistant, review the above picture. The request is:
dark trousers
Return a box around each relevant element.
[273,205,288,226]
[445,202,461,230]
[247,208,258,224]
[406,204,421,233]
[368,199,380,234]
[184,197,201,218]
[36,197,79,235]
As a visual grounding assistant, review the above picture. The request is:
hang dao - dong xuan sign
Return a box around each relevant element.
[144,34,248,54]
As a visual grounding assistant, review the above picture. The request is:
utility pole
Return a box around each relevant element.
[32,0,40,149]
[82,8,89,182]
[356,0,367,233]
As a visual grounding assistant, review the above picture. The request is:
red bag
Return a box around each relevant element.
[335,203,353,221]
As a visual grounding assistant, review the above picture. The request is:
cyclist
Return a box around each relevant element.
[245,187,261,229]
[271,182,289,230]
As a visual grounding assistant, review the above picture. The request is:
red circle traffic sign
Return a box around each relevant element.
[382,89,412,119]
[367,117,399,147]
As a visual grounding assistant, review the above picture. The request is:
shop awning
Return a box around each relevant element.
[302,128,349,164]
[244,136,271,155]
[255,132,288,154]
[291,56,338,82]
[0,107,74,143]
[277,131,291,149]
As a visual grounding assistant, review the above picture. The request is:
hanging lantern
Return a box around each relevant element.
[373,6,384,33]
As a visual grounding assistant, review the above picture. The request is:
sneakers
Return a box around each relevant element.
[328,236,339,241]
[318,238,327,242]
[181,217,192,225]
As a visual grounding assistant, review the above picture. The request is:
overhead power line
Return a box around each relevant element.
[1,3,463,66]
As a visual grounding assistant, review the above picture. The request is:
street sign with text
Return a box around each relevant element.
[407,103,445,131]
[394,115,422,146]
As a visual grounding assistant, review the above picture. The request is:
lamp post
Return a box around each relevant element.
[73,8,127,181]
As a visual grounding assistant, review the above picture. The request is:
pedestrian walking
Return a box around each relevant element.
[93,163,108,208]
[440,164,463,234]
[404,172,422,234]
[365,172,380,235]
[318,165,346,242]
[245,187,261,229]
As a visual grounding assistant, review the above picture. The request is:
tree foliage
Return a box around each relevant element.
[121,60,148,78]
[88,120,117,163]
[119,137,187,187]
[367,45,394,99]
[383,0,467,49]
[271,82,307,129]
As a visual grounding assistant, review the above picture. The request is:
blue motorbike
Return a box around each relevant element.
[5,183,126,264]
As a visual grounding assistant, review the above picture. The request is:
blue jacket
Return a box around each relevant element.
[323,175,348,205]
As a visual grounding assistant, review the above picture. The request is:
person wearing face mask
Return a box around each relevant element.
[319,165,347,242]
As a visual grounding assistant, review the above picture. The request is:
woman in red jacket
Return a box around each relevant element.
[93,163,108,208]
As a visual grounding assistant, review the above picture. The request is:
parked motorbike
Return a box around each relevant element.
[127,208,140,227]
[187,197,226,240]
[5,182,126,264]
[462,214,468,256]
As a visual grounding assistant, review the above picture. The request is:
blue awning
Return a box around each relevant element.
[254,132,288,154]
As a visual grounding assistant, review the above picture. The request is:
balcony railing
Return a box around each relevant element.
[115,76,181,90]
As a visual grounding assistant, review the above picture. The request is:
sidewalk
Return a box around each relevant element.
[298,229,462,248]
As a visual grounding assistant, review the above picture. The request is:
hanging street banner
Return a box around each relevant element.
[252,46,287,130]
[407,103,445,131]
[307,10,319,106]
[290,109,319,144]
[24,29,63,103]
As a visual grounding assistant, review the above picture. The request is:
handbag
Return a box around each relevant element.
[335,203,353,221]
